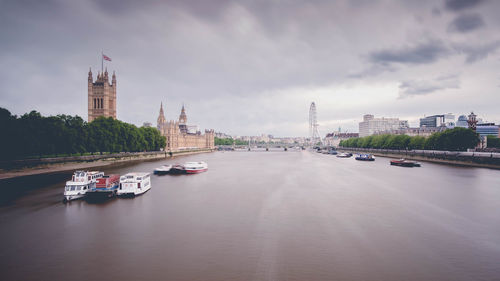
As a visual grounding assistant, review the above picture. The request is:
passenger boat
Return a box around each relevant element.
[154,164,173,175]
[184,161,208,174]
[63,171,104,202]
[117,172,151,196]
[169,164,186,174]
[337,152,353,158]
[86,174,120,198]
[328,150,338,155]
[390,159,421,167]
[355,154,375,161]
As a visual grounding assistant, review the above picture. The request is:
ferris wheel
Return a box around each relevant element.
[309,102,321,145]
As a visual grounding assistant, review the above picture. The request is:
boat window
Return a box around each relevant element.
[77,186,82,191]
[137,177,141,181]
[70,186,76,191]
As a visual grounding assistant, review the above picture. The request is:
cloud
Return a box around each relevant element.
[368,40,451,66]
[444,0,485,12]
[1,0,500,135]
[453,40,500,63]
[398,74,460,98]
[447,13,485,33]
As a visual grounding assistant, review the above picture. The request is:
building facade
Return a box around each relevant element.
[359,114,409,137]
[88,68,116,122]
[157,103,214,151]
[476,123,500,138]
[419,114,455,128]
[456,115,468,128]
[324,132,359,147]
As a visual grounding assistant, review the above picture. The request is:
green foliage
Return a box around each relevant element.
[339,128,479,151]
[0,108,166,160]
[214,137,247,146]
[487,135,500,148]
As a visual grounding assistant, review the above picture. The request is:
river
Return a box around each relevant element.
[1,149,500,281]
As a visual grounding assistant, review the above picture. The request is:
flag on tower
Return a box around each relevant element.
[103,54,112,61]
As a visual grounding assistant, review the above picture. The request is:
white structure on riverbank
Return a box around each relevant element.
[359,114,409,137]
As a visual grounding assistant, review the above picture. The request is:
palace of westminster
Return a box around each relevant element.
[87,68,214,151]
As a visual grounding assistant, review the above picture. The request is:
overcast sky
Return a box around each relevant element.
[1,0,499,136]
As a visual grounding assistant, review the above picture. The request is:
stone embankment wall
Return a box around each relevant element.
[339,147,500,169]
[0,149,214,180]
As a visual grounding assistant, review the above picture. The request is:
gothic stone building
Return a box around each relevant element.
[157,103,214,151]
[88,68,116,122]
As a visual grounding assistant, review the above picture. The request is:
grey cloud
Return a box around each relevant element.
[2,0,500,135]
[444,0,485,11]
[447,13,485,33]
[369,40,451,66]
[348,64,398,79]
[432,7,442,16]
[453,40,500,63]
[398,74,460,98]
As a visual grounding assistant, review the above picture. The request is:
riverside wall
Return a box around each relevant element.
[339,147,500,169]
[0,149,214,180]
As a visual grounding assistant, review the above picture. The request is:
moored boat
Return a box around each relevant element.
[63,171,104,202]
[169,164,186,174]
[184,161,208,174]
[86,174,120,199]
[154,164,173,175]
[117,172,151,196]
[337,152,353,158]
[355,154,375,161]
[390,159,421,167]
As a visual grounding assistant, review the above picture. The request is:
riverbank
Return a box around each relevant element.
[339,147,500,169]
[0,149,214,180]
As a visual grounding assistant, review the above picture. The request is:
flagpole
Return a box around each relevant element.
[101,51,103,73]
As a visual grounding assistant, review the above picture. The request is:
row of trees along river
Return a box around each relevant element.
[339,127,480,151]
[214,137,252,146]
[0,107,166,160]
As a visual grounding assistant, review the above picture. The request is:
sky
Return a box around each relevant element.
[1,0,499,137]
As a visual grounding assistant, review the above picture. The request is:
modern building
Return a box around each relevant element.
[456,115,468,128]
[419,114,455,128]
[88,68,116,122]
[476,123,500,138]
[156,103,214,151]
[142,122,152,128]
[359,114,409,137]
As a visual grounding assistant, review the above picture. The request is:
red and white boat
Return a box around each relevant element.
[86,174,121,198]
[184,161,208,174]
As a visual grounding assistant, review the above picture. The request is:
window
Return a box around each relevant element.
[70,186,76,191]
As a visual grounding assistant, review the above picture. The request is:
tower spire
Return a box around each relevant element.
[179,103,187,125]
[157,101,166,131]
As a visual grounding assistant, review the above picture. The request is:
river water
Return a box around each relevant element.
[1,149,500,281]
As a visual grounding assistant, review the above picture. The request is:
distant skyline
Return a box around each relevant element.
[1,0,499,136]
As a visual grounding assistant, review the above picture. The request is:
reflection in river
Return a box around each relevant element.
[1,150,500,281]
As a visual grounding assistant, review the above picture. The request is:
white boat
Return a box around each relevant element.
[154,164,173,175]
[63,171,104,202]
[117,172,151,196]
[184,161,208,174]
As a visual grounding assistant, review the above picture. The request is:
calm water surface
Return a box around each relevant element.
[1,150,500,281]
